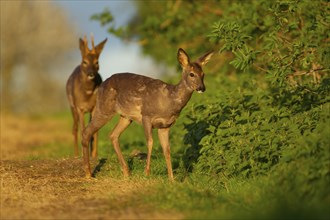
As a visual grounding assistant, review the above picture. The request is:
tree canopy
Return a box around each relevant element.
[1,1,77,113]
[93,0,329,87]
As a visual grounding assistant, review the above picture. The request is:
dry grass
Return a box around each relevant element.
[0,159,180,219]
[0,114,182,219]
[1,114,72,160]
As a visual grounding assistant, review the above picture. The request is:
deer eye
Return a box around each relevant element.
[189,73,195,77]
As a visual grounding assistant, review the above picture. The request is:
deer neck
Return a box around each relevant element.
[80,67,97,93]
[172,78,194,109]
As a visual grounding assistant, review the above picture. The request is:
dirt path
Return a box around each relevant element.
[1,159,180,219]
[0,114,182,219]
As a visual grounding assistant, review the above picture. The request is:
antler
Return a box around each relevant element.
[90,33,96,53]
[81,33,99,54]
[82,35,90,53]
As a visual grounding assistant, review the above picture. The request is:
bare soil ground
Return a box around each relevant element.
[0,114,181,219]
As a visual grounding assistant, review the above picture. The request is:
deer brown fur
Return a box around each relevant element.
[81,48,213,180]
[66,35,107,158]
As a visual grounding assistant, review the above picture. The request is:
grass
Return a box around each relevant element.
[93,134,330,220]
[2,98,329,219]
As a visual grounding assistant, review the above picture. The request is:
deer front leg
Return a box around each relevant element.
[82,113,110,178]
[77,108,85,139]
[158,128,174,181]
[90,109,98,159]
[143,117,153,176]
[109,116,132,177]
[78,109,94,159]
[70,107,79,158]
[91,131,98,159]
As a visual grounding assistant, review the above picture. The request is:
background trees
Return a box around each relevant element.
[1,1,76,113]
[94,0,329,85]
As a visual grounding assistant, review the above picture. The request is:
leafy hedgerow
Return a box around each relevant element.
[93,0,330,212]
[183,75,330,185]
[180,0,330,192]
[209,0,329,86]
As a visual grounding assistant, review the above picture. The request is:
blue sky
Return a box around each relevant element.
[55,0,163,79]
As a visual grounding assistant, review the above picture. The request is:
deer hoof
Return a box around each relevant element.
[123,169,130,178]
[85,172,92,179]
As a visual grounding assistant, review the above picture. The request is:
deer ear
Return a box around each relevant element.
[197,50,214,66]
[79,38,86,56]
[95,38,107,57]
[177,48,190,68]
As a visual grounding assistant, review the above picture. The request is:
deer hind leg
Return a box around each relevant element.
[109,116,132,177]
[158,128,174,181]
[70,107,79,157]
[143,118,153,176]
[82,113,111,178]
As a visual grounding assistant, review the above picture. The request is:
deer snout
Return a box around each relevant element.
[86,67,98,79]
[196,85,206,93]
[87,71,96,79]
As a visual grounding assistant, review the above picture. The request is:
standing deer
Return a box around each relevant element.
[81,48,213,180]
[66,35,107,158]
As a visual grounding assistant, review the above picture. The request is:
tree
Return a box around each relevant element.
[93,0,329,86]
[209,0,330,86]
[92,0,223,70]
[1,1,77,113]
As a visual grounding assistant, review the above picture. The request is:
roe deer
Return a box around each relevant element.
[66,35,107,158]
[81,48,213,180]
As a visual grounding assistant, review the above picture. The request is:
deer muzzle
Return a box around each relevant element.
[87,71,96,79]
[196,85,205,93]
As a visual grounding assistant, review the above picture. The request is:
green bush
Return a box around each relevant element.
[209,0,329,85]
[183,73,329,179]
[93,1,330,217]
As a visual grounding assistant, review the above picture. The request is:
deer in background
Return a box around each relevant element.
[81,48,213,180]
[66,35,107,158]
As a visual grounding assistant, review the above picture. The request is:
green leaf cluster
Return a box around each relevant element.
[93,0,329,87]
[181,73,329,200]
[208,0,329,85]
[92,1,330,216]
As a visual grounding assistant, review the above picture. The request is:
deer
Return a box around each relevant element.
[81,48,213,181]
[66,35,107,158]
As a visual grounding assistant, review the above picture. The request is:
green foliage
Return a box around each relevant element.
[93,0,329,86]
[90,7,113,26]
[209,0,330,85]
[91,1,330,218]
[183,74,329,177]
[180,73,330,217]
[91,8,128,37]
[92,0,221,67]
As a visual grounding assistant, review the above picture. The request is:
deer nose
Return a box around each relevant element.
[196,85,205,93]
[87,71,96,78]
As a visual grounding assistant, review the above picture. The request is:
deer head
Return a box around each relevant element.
[178,48,214,93]
[79,35,107,79]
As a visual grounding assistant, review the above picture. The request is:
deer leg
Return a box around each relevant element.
[70,107,79,157]
[158,128,174,181]
[143,118,153,176]
[90,109,98,159]
[91,130,98,159]
[78,109,94,159]
[109,116,132,177]
[82,113,110,178]
[77,108,85,137]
